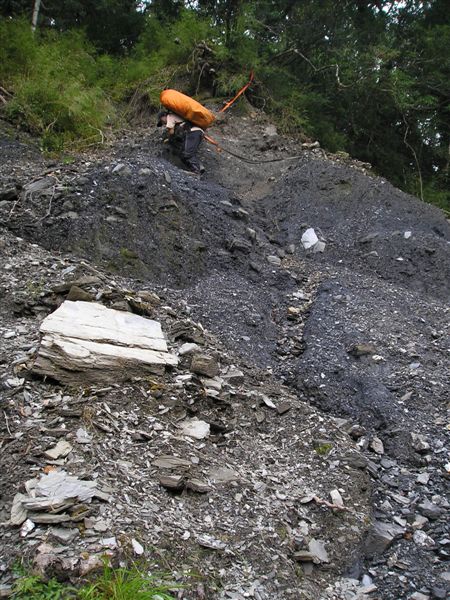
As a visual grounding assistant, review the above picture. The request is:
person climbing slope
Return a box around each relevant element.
[157,109,205,175]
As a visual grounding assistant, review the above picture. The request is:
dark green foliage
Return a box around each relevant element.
[0,20,116,151]
[11,572,77,599]
[239,0,450,209]
[1,0,146,54]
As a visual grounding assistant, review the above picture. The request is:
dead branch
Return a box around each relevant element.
[0,86,13,104]
[268,46,353,88]
[0,86,12,97]
[402,116,424,202]
[3,411,12,436]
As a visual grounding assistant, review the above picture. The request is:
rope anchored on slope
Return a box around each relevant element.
[203,134,304,165]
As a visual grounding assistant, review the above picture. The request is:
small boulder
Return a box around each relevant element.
[364,521,404,557]
[411,433,430,453]
[66,285,93,302]
[190,354,219,378]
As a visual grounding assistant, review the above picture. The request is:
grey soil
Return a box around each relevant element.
[0,111,449,599]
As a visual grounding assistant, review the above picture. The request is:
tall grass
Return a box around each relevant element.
[11,563,177,600]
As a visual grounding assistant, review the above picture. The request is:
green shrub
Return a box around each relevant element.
[1,21,116,150]
[11,564,177,600]
[11,572,77,599]
[0,18,37,85]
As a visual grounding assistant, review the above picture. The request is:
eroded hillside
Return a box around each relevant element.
[1,113,449,600]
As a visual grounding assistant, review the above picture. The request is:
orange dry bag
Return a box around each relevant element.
[160,89,215,129]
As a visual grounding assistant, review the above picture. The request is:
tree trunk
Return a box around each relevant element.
[31,0,41,32]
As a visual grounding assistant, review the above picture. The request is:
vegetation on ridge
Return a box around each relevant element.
[0,0,449,210]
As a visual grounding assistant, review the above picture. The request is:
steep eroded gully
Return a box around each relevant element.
[1,114,449,599]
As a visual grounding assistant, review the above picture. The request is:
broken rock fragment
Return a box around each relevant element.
[44,440,73,460]
[66,285,93,302]
[308,539,330,564]
[222,366,245,386]
[197,535,226,550]
[411,433,430,453]
[180,418,210,440]
[190,353,219,378]
[178,342,200,356]
[370,436,384,455]
[33,301,177,384]
[301,228,326,252]
[186,478,210,493]
[131,539,144,555]
[152,455,191,469]
[364,521,404,557]
[10,470,103,527]
[159,475,185,491]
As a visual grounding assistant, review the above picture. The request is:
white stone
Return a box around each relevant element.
[33,301,177,384]
[330,489,344,507]
[267,255,281,266]
[76,428,92,444]
[413,530,434,547]
[201,376,223,391]
[44,440,73,460]
[412,514,429,529]
[313,240,326,253]
[20,519,35,537]
[178,342,200,356]
[100,536,117,549]
[131,539,144,555]
[36,470,97,502]
[301,228,319,249]
[416,472,430,485]
[180,418,210,440]
[370,436,384,454]
[5,377,25,388]
[308,539,329,563]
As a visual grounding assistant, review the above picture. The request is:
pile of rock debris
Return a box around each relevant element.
[1,229,372,599]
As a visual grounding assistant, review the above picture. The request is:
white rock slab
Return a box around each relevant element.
[33,301,177,384]
[40,301,168,351]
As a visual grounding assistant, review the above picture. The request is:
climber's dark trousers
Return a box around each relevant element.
[181,130,204,174]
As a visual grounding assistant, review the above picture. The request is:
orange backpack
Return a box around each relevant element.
[160,89,215,129]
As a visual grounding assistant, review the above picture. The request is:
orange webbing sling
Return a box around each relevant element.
[219,71,255,113]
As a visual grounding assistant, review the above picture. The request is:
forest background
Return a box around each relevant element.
[1,0,449,211]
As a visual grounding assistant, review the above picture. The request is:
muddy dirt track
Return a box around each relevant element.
[1,113,449,599]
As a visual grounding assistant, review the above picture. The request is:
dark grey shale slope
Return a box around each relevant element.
[256,157,450,301]
[1,116,449,599]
